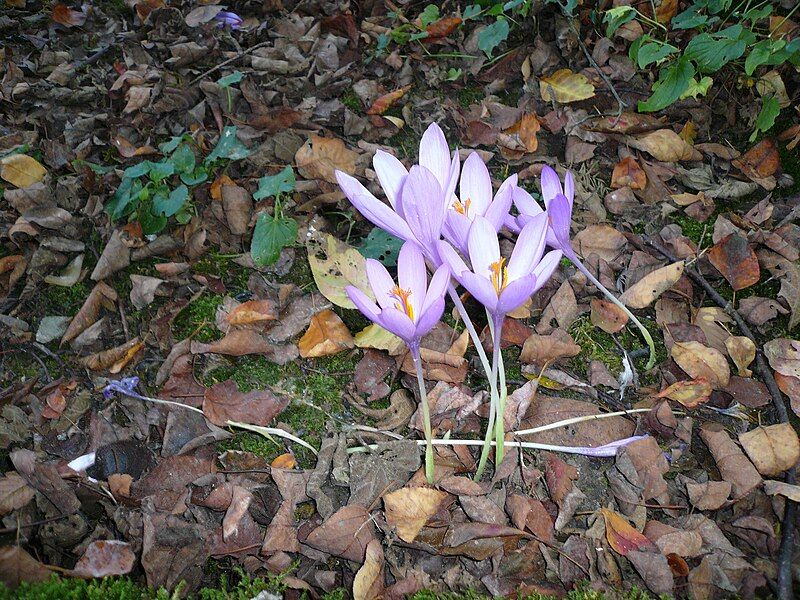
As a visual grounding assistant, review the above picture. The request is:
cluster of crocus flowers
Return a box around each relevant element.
[336,123,651,482]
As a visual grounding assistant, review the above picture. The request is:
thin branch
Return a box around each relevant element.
[189,40,272,85]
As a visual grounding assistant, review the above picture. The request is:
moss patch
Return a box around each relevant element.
[172,293,225,343]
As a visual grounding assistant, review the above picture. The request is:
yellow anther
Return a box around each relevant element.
[390,286,414,320]
[453,197,472,216]
[489,258,508,294]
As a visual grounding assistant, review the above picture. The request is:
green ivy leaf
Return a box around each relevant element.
[419,4,440,27]
[124,161,152,179]
[253,166,296,200]
[603,6,636,38]
[148,160,175,182]
[679,76,713,100]
[153,184,189,217]
[751,95,781,141]
[206,126,250,163]
[106,177,139,220]
[216,70,244,88]
[138,204,168,235]
[478,17,509,57]
[633,40,679,69]
[359,228,404,267]
[463,4,482,19]
[251,211,298,266]
[685,26,749,73]
[158,136,184,154]
[181,167,209,186]
[170,143,196,174]
[638,56,694,113]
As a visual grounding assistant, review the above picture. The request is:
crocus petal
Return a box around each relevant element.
[438,240,471,278]
[443,150,461,209]
[497,273,537,314]
[397,242,427,317]
[459,271,499,313]
[421,264,450,315]
[399,165,445,249]
[467,216,500,280]
[564,170,575,209]
[484,176,515,231]
[373,150,408,209]
[507,212,547,282]
[460,152,492,215]
[513,185,544,218]
[336,171,414,241]
[540,165,562,204]
[378,308,417,344]
[443,211,471,252]
[346,286,381,320]
[547,193,572,246]
[505,213,521,234]
[366,259,396,310]
[530,249,563,292]
[415,298,445,339]
[419,122,452,188]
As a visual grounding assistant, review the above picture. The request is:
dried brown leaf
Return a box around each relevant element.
[203,379,289,427]
[739,423,800,476]
[298,309,354,358]
[384,487,448,543]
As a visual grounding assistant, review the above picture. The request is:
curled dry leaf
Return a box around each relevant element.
[80,338,143,373]
[611,156,647,190]
[739,423,800,476]
[384,487,448,543]
[654,378,712,409]
[295,134,358,183]
[599,508,657,556]
[590,298,628,333]
[725,336,755,377]
[627,129,701,162]
[763,480,800,502]
[298,308,354,358]
[539,69,596,103]
[619,261,684,309]
[353,539,384,600]
[671,341,730,389]
[0,154,47,188]
[707,233,760,291]
[366,85,411,115]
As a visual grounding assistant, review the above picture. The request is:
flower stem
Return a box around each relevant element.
[566,249,657,370]
[410,345,435,484]
[447,285,492,378]
[490,314,507,466]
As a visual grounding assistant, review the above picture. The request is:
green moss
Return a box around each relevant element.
[41,281,93,316]
[669,213,711,247]
[278,249,315,291]
[340,88,362,112]
[193,253,250,292]
[389,124,424,160]
[456,86,484,108]
[216,431,282,462]
[501,346,522,383]
[172,293,225,342]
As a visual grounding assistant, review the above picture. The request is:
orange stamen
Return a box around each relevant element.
[390,286,414,320]
[453,197,472,216]
[489,258,508,294]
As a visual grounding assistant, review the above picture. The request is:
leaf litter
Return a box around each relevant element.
[0,0,799,598]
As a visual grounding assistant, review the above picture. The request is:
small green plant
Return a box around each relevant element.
[106,127,250,234]
[605,1,800,138]
[250,166,298,266]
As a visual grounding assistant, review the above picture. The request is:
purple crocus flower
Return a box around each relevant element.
[345,242,450,349]
[336,123,459,263]
[214,11,243,29]
[441,152,516,253]
[438,214,562,317]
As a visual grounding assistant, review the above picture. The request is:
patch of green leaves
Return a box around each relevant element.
[638,55,695,113]
[477,16,509,57]
[360,227,403,266]
[253,166,295,200]
[250,167,298,267]
[751,95,781,142]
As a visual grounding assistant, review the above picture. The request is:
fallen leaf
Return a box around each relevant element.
[600,508,657,556]
[671,341,730,389]
[425,16,462,39]
[305,504,375,562]
[739,423,800,476]
[628,129,700,162]
[763,338,800,378]
[129,275,164,310]
[298,309,355,357]
[627,549,674,596]
[353,539,384,600]
[0,473,35,516]
[308,234,374,309]
[70,540,135,578]
[707,233,760,291]
[0,546,52,590]
[771,260,800,330]
[271,453,297,469]
[367,85,411,115]
[572,225,627,263]
[590,298,628,333]
[80,338,144,373]
[295,135,357,183]
[51,3,86,26]
[539,69,595,103]
[520,329,581,365]
[226,299,277,327]
[700,425,762,498]
[685,480,731,510]
[725,336,755,377]
[619,262,684,308]
[654,378,712,409]
[774,372,800,417]
[764,479,800,502]
[384,487,448,543]
[192,330,298,364]
[203,379,289,427]
[0,154,47,188]
[611,156,647,190]
[732,138,780,181]
[354,323,405,354]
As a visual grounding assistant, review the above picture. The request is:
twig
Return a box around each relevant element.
[642,235,796,600]
[573,22,627,123]
[189,40,272,85]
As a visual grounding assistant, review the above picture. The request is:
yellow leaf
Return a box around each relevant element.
[627,129,701,162]
[619,261,684,309]
[307,234,373,309]
[384,487,448,543]
[539,69,595,104]
[671,341,730,389]
[353,540,384,600]
[298,309,355,358]
[600,508,657,556]
[0,154,47,188]
[354,323,405,354]
[271,453,297,469]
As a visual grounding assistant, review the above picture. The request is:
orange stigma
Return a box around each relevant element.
[489,258,508,294]
[453,197,472,216]
[390,286,414,320]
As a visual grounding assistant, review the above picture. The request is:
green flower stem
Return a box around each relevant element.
[489,314,508,466]
[410,344,435,484]
[566,248,657,370]
[474,322,501,482]
[447,285,491,377]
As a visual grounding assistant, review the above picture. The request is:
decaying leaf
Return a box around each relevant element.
[611,156,647,190]
[725,336,755,377]
[707,233,760,291]
[599,508,657,556]
[764,479,800,502]
[384,487,448,543]
[80,338,144,373]
[298,309,354,357]
[304,504,375,562]
[295,135,358,183]
[763,338,800,379]
[70,540,135,578]
[700,425,762,498]
[366,85,411,115]
[671,341,730,389]
[627,129,701,162]
[308,234,373,309]
[225,299,277,327]
[0,546,52,590]
[0,154,47,188]
[539,69,595,103]
[0,473,35,516]
[654,378,712,409]
[739,423,800,476]
[590,298,628,333]
[619,262,684,309]
[203,379,289,427]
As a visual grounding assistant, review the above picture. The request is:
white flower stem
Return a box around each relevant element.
[410,345,435,484]
[473,321,501,482]
[448,285,492,377]
[566,249,657,370]
[490,314,507,466]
